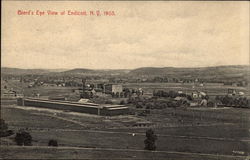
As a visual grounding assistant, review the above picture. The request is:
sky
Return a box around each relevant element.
[2,1,249,69]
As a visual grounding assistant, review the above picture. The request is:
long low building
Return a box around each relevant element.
[17,98,129,116]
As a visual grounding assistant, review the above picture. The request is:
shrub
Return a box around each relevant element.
[120,100,125,105]
[0,119,8,132]
[207,101,215,107]
[145,102,153,109]
[105,100,113,104]
[127,97,135,104]
[14,130,32,146]
[186,95,193,101]
[169,90,178,98]
[161,102,168,108]
[136,102,143,108]
[48,139,58,146]
[144,129,157,150]
[0,119,14,137]
[167,101,178,108]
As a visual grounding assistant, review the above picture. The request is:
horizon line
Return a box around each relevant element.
[1,64,250,71]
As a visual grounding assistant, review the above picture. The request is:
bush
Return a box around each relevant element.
[105,100,113,104]
[14,130,32,146]
[128,97,138,104]
[186,95,193,101]
[48,139,58,146]
[0,119,8,132]
[0,119,14,137]
[0,130,14,137]
[145,102,153,109]
[207,101,215,107]
[169,91,178,98]
[144,129,157,150]
[161,102,168,108]
[136,102,143,108]
[120,100,125,105]
[167,101,179,108]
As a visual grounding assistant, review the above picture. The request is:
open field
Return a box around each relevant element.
[124,83,250,98]
[1,103,249,159]
[1,79,250,159]
[1,79,78,97]
[0,146,248,160]
[2,80,250,98]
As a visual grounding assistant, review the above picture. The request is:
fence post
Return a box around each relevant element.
[98,108,100,116]
[22,98,24,106]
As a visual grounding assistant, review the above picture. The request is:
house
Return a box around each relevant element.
[104,84,123,95]
[1,90,16,98]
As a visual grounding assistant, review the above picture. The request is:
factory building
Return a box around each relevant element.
[17,98,129,116]
[104,84,123,97]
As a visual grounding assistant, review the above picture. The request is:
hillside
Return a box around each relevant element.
[61,68,130,75]
[129,65,250,80]
[1,67,68,75]
[62,68,94,74]
[1,67,129,76]
[2,66,249,81]
[1,67,50,75]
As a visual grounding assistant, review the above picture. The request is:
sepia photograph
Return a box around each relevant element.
[1,1,250,159]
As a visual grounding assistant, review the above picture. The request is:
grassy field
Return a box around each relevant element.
[1,79,78,97]
[2,80,250,98]
[1,80,250,159]
[124,82,250,98]
[1,103,249,159]
[1,146,248,160]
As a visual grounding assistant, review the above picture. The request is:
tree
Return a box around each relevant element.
[0,119,8,132]
[116,92,120,98]
[14,130,32,146]
[169,90,178,98]
[187,95,193,101]
[0,119,9,137]
[48,139,58,146]
[120,100,125,105]
[0,119,14,137]
[144,129,157,150]
[105,100,113,104]
[145,102,153,109]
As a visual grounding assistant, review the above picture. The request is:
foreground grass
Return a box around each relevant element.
[1,104,250,159]
[0,146,248,160]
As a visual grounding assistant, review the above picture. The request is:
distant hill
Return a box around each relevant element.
[1,67,68,75]
[47,69,69,72]
[62,68,94,74]
[1,67,50,75]
[61,68,130,75]
[2,66,249,81]
[130,67,177,75]
[129,65,250,79]
[1,67,130,76]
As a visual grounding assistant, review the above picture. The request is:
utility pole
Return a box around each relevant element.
[103,83,106,94]
[82,78,86,98]
[82,79,86,91]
